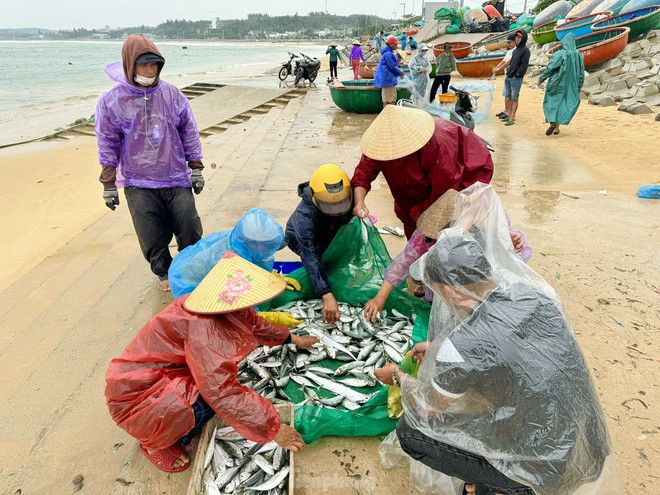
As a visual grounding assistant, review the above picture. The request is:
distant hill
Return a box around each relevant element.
[0,27,57,36]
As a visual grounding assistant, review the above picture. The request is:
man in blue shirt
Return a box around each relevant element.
[374,36,403,109]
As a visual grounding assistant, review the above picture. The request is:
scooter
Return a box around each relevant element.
[278,52,297,81]
[397,86,493,151]
[294,53,321,86]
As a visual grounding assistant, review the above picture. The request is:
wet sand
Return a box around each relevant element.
[0,71,658,494]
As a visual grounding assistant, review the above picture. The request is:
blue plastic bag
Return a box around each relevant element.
[168,208,285,298]
[638,185,660,199]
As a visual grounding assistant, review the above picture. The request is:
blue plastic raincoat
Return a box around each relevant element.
[95,56,202,189]
[539,33,585,126]
[408,52,431,104]
[168,209,284,298]
[374,46,403,89]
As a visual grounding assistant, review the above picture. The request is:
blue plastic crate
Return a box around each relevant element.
[273,261,304,274]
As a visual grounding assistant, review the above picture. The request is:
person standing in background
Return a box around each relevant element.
[95,34,205,292]
[539,33,584,136]
[429,42,456,103]
[326,41,342,80]
[374,36,404,108]
[373,31,385,51]
[502,30,531,126]
[493,34,517,121]
[349,40,366,80]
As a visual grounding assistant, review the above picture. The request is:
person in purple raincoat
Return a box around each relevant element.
[95,35,205,292]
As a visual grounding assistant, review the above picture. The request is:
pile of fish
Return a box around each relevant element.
[236,300,415,410]
[203,425,290,495]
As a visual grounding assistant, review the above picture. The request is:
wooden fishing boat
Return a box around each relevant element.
[592,6,660,38]
[456,54,506,77]
[554,11,612,40]
[406,29,419,35]
[534,0,573,26]
[480,29,519,51]
[565,0,610,18]
[531,20,560,44]
[432,41,473,59]
[328,80,412,113]
[358,62,379,79]
[547,26,629,67]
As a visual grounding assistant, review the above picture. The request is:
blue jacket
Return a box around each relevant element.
[375,46,403,89]
[285,182,353,297]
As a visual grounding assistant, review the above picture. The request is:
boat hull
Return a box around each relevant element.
[547,26,629,67]
[555,11,612,40]
[329,80,412,113]
[532,20,560,44]
[432,41,473,59]
[592,6,660,38]
[456,54,506,77]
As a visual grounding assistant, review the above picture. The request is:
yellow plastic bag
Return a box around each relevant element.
[387,355,419,419]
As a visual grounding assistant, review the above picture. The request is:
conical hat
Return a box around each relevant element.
[184,252,285,314]
[329,41,338,47]
[352,39,361,45]
[360,105,435,161]
[416,189,459,239]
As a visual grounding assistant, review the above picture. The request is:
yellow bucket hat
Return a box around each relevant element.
[184,252,286,314]
[360,105,435,161]
[416,189,459,239]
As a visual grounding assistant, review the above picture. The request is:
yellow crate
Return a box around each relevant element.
[437,92,458,103]
[187,403,294,495]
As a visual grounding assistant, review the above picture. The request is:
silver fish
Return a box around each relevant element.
[248,466,290,491]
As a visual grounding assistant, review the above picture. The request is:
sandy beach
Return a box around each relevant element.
[0,61,658,494]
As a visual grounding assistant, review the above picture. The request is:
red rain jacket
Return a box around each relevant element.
[351,118,493,239]
[105,295,289,450]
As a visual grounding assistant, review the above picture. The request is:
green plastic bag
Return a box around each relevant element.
[261,218,430,443]
[434,7,457,20]
[446,24,462,34]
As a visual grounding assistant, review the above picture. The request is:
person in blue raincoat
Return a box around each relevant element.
[375,36,404,108]
[399,31,408,50]
[539,33,584,136]
[169,208,286,298]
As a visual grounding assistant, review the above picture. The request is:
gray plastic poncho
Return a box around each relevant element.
[408,47,431,106]
[401,186,616,495]
[168,209,284,298]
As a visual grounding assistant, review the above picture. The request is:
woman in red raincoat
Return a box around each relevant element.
[351,105,493,239]
[105,252,317,472]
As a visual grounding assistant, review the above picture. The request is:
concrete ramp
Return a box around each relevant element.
[189,85,298,133]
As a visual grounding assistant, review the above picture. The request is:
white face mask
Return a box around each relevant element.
[134,74,156,86]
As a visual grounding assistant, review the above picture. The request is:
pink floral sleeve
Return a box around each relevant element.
[384,230,432,287]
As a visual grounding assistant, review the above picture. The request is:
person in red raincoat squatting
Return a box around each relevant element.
[351,105,494,240]
[104,252,318,473]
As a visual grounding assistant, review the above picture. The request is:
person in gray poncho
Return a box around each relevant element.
[375,218,615,495]
[408,43,432,106]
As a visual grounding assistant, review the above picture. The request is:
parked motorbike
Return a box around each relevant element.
[449,85,494,151]
[294,52,321,86]
[278,52,297,81]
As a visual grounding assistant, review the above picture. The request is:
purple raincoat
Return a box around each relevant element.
[95,61,202,189]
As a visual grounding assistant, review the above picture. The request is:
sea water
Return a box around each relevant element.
[0,40,327,145]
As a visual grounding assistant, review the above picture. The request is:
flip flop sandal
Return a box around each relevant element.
[495,112,505,118]
[553,128,560,135]
[545,123,557,136]
[498,114,509,120]
[505,120,515,126]
[139,443,190,473]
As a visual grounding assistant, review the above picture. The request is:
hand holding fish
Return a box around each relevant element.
[290,333,319,350]
[322,293,341,323]
[273,424,305,452]
[408,342,429,363]
[364,296,385,322]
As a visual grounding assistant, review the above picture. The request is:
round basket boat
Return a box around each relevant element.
[554,11,612,40]
[456,54,506,77]
[358,62,379,79]
[481,29,519,51]
[329,80,412,113]
[547,26,629,67]
[592,6,660,38]
[432,41,474,59]
[532,19,561,44]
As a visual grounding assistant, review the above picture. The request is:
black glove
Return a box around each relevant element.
[191,169,205,195]
[103,188,120,211]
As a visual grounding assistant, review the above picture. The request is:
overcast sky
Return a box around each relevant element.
[2,0,462,30]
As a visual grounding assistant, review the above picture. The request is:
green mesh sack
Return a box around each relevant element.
[260,218,430,442]
[446,24,462,34]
